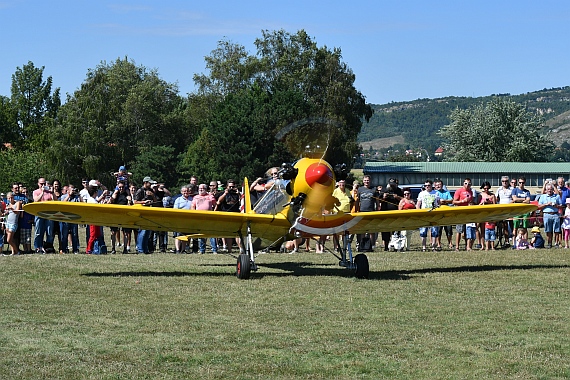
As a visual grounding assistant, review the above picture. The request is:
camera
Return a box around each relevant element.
[44,186,50,191]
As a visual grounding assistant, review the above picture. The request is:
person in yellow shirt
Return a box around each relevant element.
[332,180,354,252]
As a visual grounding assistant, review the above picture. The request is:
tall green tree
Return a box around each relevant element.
[439,98,554,162]
[179,86,300,182]
[189,29,372,176]
[10,61,60,149]
[46,58,188,185]
[0,96,17,145]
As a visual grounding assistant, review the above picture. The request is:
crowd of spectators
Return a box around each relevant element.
[0,166,247,255]
[1,167,567,255]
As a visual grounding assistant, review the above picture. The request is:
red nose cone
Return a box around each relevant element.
[305,163,333,187]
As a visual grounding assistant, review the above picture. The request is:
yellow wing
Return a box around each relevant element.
[24,202,292,244]
[291,204,537,235]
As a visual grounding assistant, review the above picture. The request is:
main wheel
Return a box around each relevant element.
[354,254,369,279]
[236,254,252,279]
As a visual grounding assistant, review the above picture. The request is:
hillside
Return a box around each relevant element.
[359,86,570,151]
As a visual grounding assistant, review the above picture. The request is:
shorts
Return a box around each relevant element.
[564,229,570,241]
[465,226,476,240]
[110,226,119,232]
[513,213,530,229]
[543,213,561,234]
[419,226,439,238]
[456,224,465,234]
[484,228,496,242]
[20,228,32,244]
[5,222,18,233]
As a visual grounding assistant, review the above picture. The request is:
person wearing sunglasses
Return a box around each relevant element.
[192,184,218,254]
[510,176,532,246]
[32,177,55,253]
[496,175,514,247]
[452,178,474,250]
[416,180,440,251]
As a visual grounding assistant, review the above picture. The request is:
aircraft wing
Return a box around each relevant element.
[292,203,537,236]
[24,202,292,243]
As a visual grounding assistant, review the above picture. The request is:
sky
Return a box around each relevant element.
[1,0,569,105]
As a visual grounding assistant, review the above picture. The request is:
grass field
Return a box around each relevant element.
[1,236,570,379]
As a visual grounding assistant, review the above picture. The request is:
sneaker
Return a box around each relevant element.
[110,250,116,254]
[547,244,552,249]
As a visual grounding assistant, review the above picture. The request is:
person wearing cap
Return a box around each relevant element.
[113,165,132,190]
[134,177,155,253]
[530,226,545,249]
[562,198,570,249]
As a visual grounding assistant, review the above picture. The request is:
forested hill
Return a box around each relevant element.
[359,86,570,152]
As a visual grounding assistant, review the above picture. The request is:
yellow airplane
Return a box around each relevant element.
[24,157,536,280]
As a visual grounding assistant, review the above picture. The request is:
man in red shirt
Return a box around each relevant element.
[452,178,474,250]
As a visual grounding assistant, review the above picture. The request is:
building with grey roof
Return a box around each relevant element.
[364,162,570,188]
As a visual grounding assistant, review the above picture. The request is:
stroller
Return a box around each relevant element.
[388,231,408,252]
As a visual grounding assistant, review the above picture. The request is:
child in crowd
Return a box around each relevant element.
[515,227,530,249]
[562,199,570,248]
[465,222,477,251]
[484,221,496,251]
[113,166,132,189]
[530,226,545,248]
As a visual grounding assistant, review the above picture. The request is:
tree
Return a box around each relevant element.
[179,86,299,181]
[190,30,373,170]
[0,96,17,145]
[46,58,188,185]
[439,98,554,162]
[10,61,60,149]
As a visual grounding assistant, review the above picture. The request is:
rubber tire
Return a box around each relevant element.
[236,254,251,279]
[354,254,369,279]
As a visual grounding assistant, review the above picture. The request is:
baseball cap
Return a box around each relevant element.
[143,176,153,183]
[88,180,99,187]
[119,165,126,171]
[531,226,540,233]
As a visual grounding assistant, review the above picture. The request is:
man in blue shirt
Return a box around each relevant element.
[538,183,562,248]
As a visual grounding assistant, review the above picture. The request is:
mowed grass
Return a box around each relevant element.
[1,239,570,379]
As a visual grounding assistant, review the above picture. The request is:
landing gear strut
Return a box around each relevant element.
[337,232,369,279]
[236,222,258,279]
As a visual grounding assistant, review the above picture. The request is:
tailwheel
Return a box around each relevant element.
[354,254,369,279]
[236,254,252,279]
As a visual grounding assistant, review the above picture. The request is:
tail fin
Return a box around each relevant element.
[243,177,252,213]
